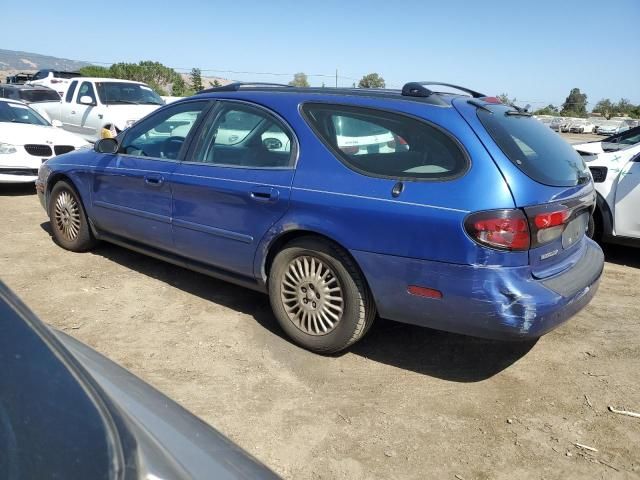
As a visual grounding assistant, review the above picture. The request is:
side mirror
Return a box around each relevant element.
[51,119,63,128]
[79,95,95,105]
[94,138,119,154]
[262,137,283,150]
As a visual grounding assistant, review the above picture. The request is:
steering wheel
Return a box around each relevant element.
[162,136,185,159]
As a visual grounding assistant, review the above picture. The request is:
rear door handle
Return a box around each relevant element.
[70,111,76,114]
[144,175,164,187]
[250,186,279,202]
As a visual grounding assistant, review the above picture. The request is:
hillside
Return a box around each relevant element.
[0,48,91,72]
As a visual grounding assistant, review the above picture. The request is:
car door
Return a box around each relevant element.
[614,153,640,238]
[91,100,211,250]
[171,100,296,277]
[64,81,96,136]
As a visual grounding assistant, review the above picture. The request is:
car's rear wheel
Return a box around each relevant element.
[269,237,376,354]
[49,181,97,252]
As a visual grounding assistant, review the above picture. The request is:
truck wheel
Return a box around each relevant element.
[268,237,376,354]
[48,181,97,252]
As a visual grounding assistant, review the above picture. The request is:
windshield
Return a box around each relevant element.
[20,89,61,103]
[0,101,50,126]
[95,82,163,105]
[478,105,588,187]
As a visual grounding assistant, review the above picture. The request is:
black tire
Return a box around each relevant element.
[48,180,97,252]
[268,237,376,354]
[587,211,603,242]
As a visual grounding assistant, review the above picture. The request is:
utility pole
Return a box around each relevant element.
[335,69,338,88]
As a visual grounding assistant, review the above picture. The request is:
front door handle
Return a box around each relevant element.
[144,175,164,187]
[250,186,279,202]
[70,110,76,114]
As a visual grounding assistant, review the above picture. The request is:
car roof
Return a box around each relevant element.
[0,97,33,106]
[192,82,493,108]
[0,83,56,91]
[70,77,151,85]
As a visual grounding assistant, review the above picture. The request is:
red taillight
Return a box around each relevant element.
[534,210,569,229]
[340,145,359,155]
[480,96,502,104]
[465,209,530,251]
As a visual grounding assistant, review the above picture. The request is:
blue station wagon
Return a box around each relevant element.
[37,82,604,353]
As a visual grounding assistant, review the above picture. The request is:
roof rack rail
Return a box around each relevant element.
[401,82,486,99]
[198,82,292,94]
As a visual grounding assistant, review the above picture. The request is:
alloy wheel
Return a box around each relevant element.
[281,255,344,335]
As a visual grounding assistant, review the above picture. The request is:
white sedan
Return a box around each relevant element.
[574,127,640,245]
[0,99,89,183]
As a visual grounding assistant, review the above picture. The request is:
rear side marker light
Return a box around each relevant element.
[465,209,530,251]
[408,286,443,299]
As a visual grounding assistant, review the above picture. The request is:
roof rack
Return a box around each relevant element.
[198,82,292,94]
[402,82,486,99]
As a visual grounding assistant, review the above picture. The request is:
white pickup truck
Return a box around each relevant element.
[38,77,164,142]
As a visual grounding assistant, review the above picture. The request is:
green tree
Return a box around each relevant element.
[533,104,559,116]
[358,73,386,88]
[615,98,632,115]
[560,88,588,117]
[190,68,204,92]
[288,72,310,87]
[172,75,188,96]
[78,65,112,78]
[497,93,517,105]
[592,98,614,119]
[208,79,221,88]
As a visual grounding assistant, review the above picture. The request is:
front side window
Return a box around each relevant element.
[191,102,294,168]
[302,103,468,180]
[120,101,209,160]
[65,81,78,103]
[76,82,96,105]
[95,82,163,106]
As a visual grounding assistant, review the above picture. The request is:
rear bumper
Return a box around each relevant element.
[352,239,603,340]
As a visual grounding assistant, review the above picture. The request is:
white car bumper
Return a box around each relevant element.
[0,149,47,184]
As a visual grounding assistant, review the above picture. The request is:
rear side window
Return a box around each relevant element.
[302,104,468,180]
[478,106,587,187]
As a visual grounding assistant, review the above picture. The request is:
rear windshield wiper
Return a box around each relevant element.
[505,105,532,117]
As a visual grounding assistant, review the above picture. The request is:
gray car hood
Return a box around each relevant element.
[54,330,279,480]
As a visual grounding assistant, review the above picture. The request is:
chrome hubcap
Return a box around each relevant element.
[54,191,81,241]
[281,256,344,335]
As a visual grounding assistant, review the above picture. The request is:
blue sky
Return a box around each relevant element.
[4,0,639,108]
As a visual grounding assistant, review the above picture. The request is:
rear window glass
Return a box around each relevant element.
[19,89,61,102]
[478,106,587,187]
[53,71,81,79]
[302,104,468,180]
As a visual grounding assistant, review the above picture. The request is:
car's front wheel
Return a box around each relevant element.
[48,181,97,252]
[268,237,376,354]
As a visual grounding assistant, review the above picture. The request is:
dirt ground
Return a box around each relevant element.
[1,184,639,480]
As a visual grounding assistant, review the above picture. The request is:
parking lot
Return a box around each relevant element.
[1,183,639,479]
